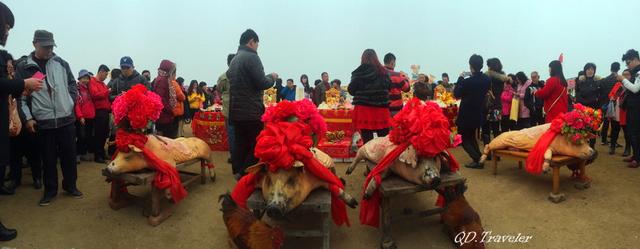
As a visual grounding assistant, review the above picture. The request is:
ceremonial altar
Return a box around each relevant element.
[191,111,229,151]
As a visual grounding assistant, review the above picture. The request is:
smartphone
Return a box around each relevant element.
[32,71,46,80]
[462,71,472,78]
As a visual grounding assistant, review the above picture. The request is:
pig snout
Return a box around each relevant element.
[106,160,119,174]
[265,184,288,219]
[423,168,441,188]
[266,203,286,219]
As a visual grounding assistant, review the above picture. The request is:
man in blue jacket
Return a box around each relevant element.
[279,79,296,101]
[15,30,83,206]
[454,54,491,169]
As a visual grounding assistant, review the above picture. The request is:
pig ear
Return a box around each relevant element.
[245,163,266,174]
[293,161,304,168]
[128,144,143,153]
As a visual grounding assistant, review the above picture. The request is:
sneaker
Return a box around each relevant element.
[622,148,631,157]
[0,222,17,241]
[0,186,15,196]
[65,189,84,199]
[623,157,635,163]
[39,195,54,206]
[628,161,639,168]
[464,162,484,169]
[608,147,615,155]
[94,157,107,164]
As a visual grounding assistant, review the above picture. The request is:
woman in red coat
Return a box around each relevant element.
[534,60,568,123]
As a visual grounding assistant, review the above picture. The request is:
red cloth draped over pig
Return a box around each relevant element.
[111,85,187,203]
[231,100,349,226]
[360,98,460,227]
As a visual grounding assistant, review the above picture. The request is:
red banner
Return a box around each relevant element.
[191,111,229,151]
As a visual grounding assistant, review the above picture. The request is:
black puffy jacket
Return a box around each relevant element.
[226,45,275,121]
[348,64,391,107]
[575,76,601,108]
[599,74,617,107]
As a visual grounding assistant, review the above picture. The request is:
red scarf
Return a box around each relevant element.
[525,118,565,175]
[231,122,349,226]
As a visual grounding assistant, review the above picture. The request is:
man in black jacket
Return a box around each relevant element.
[529,71,545,126]
[599,62,620,145]
[108,56,150,101]
[454,54,491,169]
[227,29,277,178]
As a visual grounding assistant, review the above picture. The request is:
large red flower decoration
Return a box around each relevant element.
[112,84,163,130]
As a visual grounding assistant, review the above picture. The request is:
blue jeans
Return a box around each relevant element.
[225,119,235,159]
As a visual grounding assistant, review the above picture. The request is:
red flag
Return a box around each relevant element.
[559,53,564,63]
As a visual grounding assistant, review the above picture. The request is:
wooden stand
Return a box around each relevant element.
[491,150,591,203]
[245,189,331,249]
[379,173,467,249]
[102,159,215,226]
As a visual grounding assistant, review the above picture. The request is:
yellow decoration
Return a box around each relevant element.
[325,130,346,143]
[325,88,346,109]
[263,88,277,105]
[434,85,456,106]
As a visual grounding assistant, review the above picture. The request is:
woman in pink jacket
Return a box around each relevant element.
[500,80,515,133]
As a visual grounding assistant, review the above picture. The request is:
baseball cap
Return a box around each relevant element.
[78,69,93,80]
[33,30,56,47]
[120,56,134,68]
[98,64,110,72]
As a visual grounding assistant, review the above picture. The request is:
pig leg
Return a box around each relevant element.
[322,183,358,208]
[346,146,367,175]
[363,169,389,200]
[542,149,552,174]
[479,145,490,163]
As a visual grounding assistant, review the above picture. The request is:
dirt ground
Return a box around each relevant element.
[1,127,639,249]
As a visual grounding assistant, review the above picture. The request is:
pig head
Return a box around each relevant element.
[107,135,211,174]
[480,123,597,167]
[250,148,356,219]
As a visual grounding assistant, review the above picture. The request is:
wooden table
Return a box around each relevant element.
[379,173,466,249]
[491,150,592,203]
[102,159,215,226]
[245,189,331,249]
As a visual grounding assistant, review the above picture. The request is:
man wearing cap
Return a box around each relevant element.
[108,56,150,101]
[14,30,83,206]
[89,65,111,163]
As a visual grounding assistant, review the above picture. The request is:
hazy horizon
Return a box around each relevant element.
[2,0,638,86]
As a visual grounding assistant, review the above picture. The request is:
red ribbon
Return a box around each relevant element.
[526,118,564,175]
[231,121,350,226]
[115,130,188,203]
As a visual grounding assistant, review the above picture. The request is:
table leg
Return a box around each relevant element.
[322,212,330,249]
[148,186,175,226]
[574,161,592,190]
[108,180,135,210]
[200,160,206,185]
[518,161,523,169]
[548,166,566,203]
[493,154,499,175]
[380,196,397,249]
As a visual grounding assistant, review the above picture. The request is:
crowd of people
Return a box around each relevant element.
[2,1,640,243]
